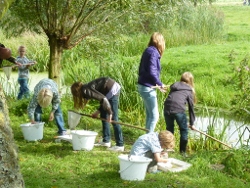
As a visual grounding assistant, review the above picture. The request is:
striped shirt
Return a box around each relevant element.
[27,79,61,120]
[16,56,33,79]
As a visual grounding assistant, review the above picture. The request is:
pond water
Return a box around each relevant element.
[192,116,250,149]
[0,71,69,95]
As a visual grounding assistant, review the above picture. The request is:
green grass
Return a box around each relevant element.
[4,2,250,188]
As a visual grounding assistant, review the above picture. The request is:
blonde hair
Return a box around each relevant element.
[180,72,197,104]
[71,82,88,109]
[18,45,26,52]
[148,32,166,57]
[37,88,53,108]
[159,130,175,149]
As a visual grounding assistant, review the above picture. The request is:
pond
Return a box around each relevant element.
[0,70,69,95]
[192,116,250,149]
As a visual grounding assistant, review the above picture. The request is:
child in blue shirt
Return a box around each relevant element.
[16,45,36,100]
[130,130,175,173]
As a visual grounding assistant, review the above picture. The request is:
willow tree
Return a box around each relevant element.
[1,0,130,85]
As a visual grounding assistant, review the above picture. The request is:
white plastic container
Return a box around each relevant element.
[157,158,192,172]
[20,122,44,141]
[118,154,152,181]
[71,130,98,151]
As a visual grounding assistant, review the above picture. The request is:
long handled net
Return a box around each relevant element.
[67,110,148,132]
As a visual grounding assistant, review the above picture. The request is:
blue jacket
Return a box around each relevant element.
[138,46,163,87]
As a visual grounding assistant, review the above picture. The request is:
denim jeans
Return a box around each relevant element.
[34,104,66,134]
[164,112,188,140]
[137,84,159,132]
[99,92,124,146]
[17,78,30,100]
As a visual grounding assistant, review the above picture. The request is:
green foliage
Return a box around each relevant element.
[221,150,250,180]
[0,0,14,19]
[230,54,250,118]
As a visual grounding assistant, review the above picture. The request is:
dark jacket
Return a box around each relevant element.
[81,77,116,115]
[138,46,163,87]
[0,43,16,66]
[164,81,195,125]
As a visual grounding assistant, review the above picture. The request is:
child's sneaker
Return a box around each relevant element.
[94,141,111,147]
[107,146,124,152]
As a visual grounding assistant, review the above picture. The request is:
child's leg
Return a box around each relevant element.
[54,105,66,135]
[175,113,188,153]
[110,93,124,147]
[22,78,30,98]
[145,151,157,172]
[100,107,111,143]
[164,111,175,134]
[17,78,26,100]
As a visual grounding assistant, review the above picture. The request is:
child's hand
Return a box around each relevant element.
[91,110,100,118]
[15,61,22,66]
[189,125,196,130]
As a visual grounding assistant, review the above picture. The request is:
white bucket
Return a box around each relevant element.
[71,130,98,151]
[118,154,152,181]
[20,122,44,141]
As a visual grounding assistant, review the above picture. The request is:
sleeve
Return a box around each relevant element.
[27,95,38,120]
[6,56,16,64]
[187,92,195,125]
[148,52,162,86]
[51,91,61,113]
[83,87,112,115]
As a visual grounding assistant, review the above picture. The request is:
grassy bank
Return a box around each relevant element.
[3,2,250,188]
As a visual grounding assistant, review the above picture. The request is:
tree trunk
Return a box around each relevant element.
[48,36,63,88]
[0,87,25,188]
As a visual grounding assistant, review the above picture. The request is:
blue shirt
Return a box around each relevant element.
[16,56,33,79]
[130,132,163,156]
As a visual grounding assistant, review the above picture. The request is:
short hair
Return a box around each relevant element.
[37,88,53,108]
[18,45,26,52]
[159,130,175,149]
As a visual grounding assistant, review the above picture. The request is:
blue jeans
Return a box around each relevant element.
[137,84,159,132]
[99,92,123,146]
[17,78,30,100]
[34,104,66,134]
[164,112,188,140]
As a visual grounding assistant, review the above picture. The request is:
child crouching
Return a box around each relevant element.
[130,130,175,173]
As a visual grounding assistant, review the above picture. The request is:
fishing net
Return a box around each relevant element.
[2,66,12,80]
[68,110,82,130]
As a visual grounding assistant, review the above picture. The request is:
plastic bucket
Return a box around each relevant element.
[118,154,152,181]
[71,130,98,151]
[20,122,44,141]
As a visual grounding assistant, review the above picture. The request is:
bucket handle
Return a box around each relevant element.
[118,155,136,174]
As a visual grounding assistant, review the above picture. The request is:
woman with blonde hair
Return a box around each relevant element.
[27,78,66,136]
[137,32,167,133]
[163,72,196,156]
